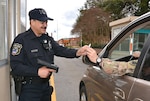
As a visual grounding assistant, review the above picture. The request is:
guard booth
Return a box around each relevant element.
[0,0,27,101]
[109,16,150,55]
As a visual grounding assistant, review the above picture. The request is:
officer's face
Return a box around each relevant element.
[30,20,48,36]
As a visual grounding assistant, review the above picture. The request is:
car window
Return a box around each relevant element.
[106,22,150,77]
[140,47,150,81]
[109,35,130,59]
[109,23,150,60]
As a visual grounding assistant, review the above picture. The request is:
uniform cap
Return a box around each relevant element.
[29,8,53,21]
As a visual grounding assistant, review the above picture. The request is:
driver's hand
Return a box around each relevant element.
[132,51,141,58]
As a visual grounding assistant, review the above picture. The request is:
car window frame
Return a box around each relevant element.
[134,34,150,79]
[100,14,150,78]
[108,21,150,60]
[103,13,150,56]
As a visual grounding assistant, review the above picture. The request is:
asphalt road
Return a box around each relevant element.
[53,56,88,101]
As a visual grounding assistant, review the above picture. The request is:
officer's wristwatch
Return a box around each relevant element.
[96,57,102,65]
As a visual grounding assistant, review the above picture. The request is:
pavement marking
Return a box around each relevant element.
[50,74,57,101]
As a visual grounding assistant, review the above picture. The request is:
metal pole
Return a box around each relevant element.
[80,32,82,47]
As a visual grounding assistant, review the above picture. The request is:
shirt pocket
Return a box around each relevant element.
[28,49,44,63]
[30,51,43,59]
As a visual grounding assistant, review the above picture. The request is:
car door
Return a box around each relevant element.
[127,35,150,101]
[97,12,150,101]
[85,65,116,101]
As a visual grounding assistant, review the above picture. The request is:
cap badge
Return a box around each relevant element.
[39,9,46,15]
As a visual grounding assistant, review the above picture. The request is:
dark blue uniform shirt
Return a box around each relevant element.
[10,28,78,77]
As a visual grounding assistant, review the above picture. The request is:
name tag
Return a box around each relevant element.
[31,49,38,53]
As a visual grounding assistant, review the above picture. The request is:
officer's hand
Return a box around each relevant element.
[76,45,89,56]
[38,66,56,78]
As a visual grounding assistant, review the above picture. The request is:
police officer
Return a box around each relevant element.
[86,48,140,76]
[10,8,89,101]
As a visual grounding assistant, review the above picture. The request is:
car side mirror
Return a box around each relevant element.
[82,55,96,65]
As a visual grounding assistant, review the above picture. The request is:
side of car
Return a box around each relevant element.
[80,12,150,101]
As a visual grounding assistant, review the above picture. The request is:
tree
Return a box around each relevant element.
[71,7,111,47]
[135,0,150,16]
[100,0,150,20]
[71,0,150,47]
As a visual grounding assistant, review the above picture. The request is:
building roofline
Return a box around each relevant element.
[109,16,138,27]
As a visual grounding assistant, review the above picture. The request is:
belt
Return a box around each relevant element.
[23,76,49,84]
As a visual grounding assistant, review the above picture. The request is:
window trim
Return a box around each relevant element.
[0,59,8,67]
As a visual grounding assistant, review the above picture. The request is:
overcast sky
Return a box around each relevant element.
[27,0,86,40]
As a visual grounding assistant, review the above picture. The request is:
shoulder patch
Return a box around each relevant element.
[12,43,22,56]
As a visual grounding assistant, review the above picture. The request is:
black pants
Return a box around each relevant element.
[19,82,53,101]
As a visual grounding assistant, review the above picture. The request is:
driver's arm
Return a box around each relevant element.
[100,58,138,76]
[86,48,140,76]
[100,51,140,76]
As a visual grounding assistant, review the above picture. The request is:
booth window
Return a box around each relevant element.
[0,0,7,60]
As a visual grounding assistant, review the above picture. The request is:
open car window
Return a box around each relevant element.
[106,21,150,76]
[108,22,150,61]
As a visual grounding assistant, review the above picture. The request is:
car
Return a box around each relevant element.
[79,12,150,101]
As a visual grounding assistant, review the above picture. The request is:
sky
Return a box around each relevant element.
[27,0,86,40]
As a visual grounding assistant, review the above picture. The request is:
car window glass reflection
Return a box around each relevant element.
[142,50,150,81]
